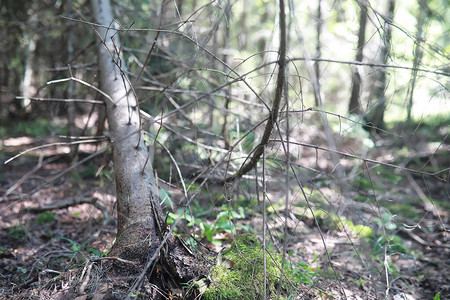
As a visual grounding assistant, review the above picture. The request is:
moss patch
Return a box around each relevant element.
[200,233,294,299]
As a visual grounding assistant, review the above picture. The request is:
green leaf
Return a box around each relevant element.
[87,248,101,257]
[159,188,172,206]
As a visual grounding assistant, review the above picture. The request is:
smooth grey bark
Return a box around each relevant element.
[90,1,204,293]
[91,0,161,260]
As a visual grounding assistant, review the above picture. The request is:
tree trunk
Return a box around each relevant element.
[314,0,322,107]
[406,0,427,123]
[348,3,367,115]
[90,0,205,295]
[365,0,395,132]
[20,6,38,113]
[66,0,78,159]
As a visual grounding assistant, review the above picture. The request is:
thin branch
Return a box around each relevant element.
[28,147,109,196]
[225,0,287,182]
[47,77,114,104]
[134,2,163,83]
[95,256,138,265]
[289,57,449,77]
[5,156,59,196]
[16,96,104,104]
[61,15,272,111]
[4,138,107,165]
[270,139,448,181]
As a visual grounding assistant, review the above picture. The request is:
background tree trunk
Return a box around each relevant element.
[406,0,427,123]
[66,0,77,159]
[348,3,367,115]
[314,0,322,107]
[365,0,395,132]
[20,5,38,113]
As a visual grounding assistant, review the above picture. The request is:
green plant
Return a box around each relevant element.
[36,211,55,224]
[289,257,322,286]
[79,162,97,179]
[159,188,173,207]
[8,227,26,244]
[167,204,250,245]
[98,169,113,187]
[200,234,295,299]
[354,278,366,288]
[374,212,397,232]
[353,175,379,190]
[371,234,410,256]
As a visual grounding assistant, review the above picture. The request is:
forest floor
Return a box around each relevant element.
[0,117,449,299]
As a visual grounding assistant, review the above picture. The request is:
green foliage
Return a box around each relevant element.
[87,247,102,257]
[159,188,173,207]
[8,227,26,244]
[167,204,249,245]
[370,212,410,256]
[377,171,403,185]
[371,234,410,257]
[354,195,374,203]
[352,167,405,194]
[56,236,86,252]
[36,211,55,224]
[98,169,112,187]
[79,163,97,179]
[353,175,378,190]
[234,131,255,153]
[289,254,322,286]
[201,234,294,299]
[293,205,373,238]
[434,292,441,300]
[354,278,366,289]
[374,212,397,232]
[53,236,103,268]
[380,201,422,219]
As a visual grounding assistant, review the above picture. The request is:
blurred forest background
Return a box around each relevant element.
[0,0,449,299]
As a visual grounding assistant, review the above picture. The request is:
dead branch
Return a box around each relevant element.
[224,0,287,182]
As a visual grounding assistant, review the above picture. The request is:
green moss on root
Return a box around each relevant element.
[200,233,293,300]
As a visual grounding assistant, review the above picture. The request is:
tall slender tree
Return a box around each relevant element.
[90,0,205,295]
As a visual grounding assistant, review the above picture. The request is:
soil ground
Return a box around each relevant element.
[0,119,448,299]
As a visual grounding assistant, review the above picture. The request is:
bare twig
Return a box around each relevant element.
[224,0,287,182]
[28,147,109,195]
[4,156,59,196]
[270,139,448,181]
[288,57,449,77]
[47,77,114,104]
[95,256,138,265]
[16,96,104,104]
[4,138,107,165]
